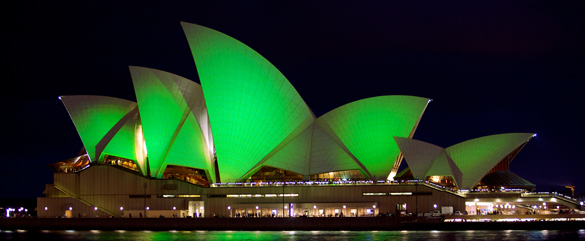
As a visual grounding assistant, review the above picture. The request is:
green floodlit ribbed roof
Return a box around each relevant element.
[310,123,362,175]
[101,111,138,161]
[182,22,314,182]
[427,151,453,177]
[262,124,313,177]
[394,136,462,188]
[428,151,463,189]
[446,133,534,189]
[393,137,443,180]
[61,95,138,163]
[316,96,429,180]
[129,67,213,180]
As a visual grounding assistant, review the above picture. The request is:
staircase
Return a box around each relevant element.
[53,184,119,217]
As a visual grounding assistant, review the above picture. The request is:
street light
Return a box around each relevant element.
[120,207,123,211]
[228,206,232,218]
[313,205,317,217]
[94,207,98,211]
[415,176,419,219]
[143,183,147,218]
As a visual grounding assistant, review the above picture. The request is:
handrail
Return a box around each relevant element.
[53,184,118,217]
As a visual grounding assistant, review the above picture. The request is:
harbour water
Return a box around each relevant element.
[1,230,584,241]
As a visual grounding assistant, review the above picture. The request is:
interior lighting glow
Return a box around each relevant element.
[129,67,212,179]
[431,176,440,183]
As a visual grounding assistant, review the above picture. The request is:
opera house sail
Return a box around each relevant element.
[36,22,568,220]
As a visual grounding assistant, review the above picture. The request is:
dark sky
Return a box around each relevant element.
[3,1,584,198]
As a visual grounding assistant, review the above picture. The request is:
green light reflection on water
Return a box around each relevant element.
[2,230,582,241]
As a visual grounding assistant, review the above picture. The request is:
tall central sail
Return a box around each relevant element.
[182,22,314,182]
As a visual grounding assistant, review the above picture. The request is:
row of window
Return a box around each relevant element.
[226,194,299,198]
[362,192,432,196]
[363,192,412,196]
[130,195,202,198]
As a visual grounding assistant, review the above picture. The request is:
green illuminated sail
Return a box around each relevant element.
[446,133,534,189]
[182,22,313,182]
[258,124,314,178]
[393,137,443,180]
[310,123,363,175]
[100,110,147,174]
[129,67,214,181]
[61,95,138,163]
[394,136,462,188]
[316,96,429,180]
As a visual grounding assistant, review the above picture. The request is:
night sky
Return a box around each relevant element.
[3,1,584,198]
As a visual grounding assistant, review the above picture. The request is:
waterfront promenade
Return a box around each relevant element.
[1,215,583,231]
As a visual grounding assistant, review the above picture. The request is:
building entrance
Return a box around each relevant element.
[188,201,204,217]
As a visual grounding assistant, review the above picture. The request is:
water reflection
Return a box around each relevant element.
[0,230,582,240]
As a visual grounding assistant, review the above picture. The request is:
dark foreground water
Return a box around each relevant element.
[1,230,584,240]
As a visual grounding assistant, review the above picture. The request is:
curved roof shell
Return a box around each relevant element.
[182,22,314,182]
[316,96,429,180]
[129,66,214,181]
[61,95,137,162]
[394,137,462,188]
[395,133,534,190]
[59,23,536,187]
[393,137,442,180]
[446,133,534,189]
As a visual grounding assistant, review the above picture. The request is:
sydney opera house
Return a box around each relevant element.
[37,22,581,219]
